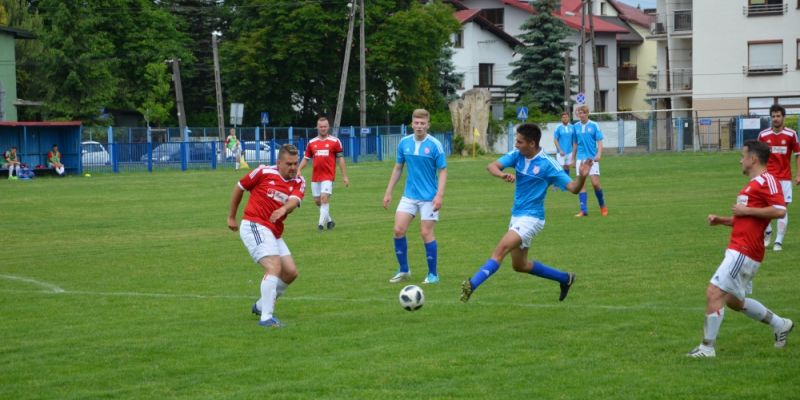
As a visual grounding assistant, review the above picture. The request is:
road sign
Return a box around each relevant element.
[576,92,586,104]
[516,106,528,121]
[699,118,712,126]
[230,103,244,125]
[261,112,270,125]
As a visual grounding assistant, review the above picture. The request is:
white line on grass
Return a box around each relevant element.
[0,274,65,293]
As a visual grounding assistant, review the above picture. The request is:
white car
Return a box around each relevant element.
[81,141,110,165]
[227,141,275,162]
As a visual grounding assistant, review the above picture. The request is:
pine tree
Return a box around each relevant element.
[507,0,573,113]
[436,46,464,104]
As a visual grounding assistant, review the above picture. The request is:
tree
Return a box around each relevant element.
[137,62,174,126]
[507,0,573,114]
[2,0,48,120]
[436,45,464,104]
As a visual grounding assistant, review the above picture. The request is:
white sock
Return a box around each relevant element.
[321,203,330,223]
[743,298,782,329]
[259,275,279,321]
[318,206,326,226]
[14,166,19,176]
[703,308,725,347]
[276,278,289,298]
[57,166,65,175]
[775,213,788,244]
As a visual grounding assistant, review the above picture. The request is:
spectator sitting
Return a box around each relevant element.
[3,146,21,180]
[47,144,66,176]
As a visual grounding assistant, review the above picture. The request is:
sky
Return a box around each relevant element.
[614,0,657,10]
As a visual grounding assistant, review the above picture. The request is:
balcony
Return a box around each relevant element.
[743,2,788,16]
[673,10,692,31]
[646,68,692,97]
[618,64,637,81]
[473,85,518,103]
[647,10,693,38]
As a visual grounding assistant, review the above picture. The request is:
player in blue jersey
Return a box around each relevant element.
[553,111,575,174]
[571,104,608,217]
[383,109,448,284]
[460,123,591,303]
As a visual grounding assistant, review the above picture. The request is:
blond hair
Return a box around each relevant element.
[576,105,590,114]
[412,109,430,120]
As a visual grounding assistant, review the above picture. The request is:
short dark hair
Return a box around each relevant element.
[516,123,541,147]
[278,143,299,159]
[317,116,329,123]
[769,104,786,117]
[743,139,770,165]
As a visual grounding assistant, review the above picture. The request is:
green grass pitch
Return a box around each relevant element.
[1,152,798,399]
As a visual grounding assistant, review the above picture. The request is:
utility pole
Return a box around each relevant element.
[0,81,5,121]
[579,0,586,94]
[358,0,366,129]
[563,49,571,113]
[334,2,357,135]
[588,0,601,112]
[212,31,225,143]
[168,58,188,138]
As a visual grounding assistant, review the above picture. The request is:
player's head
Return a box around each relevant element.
[770,104,785,130]
[317,117,330,137]
[741,139,770,175]
[576,105,590,123]
[560,111,570,124]
[411,109,430,135]
[277,144,300,179]
[229,128,235,136]
[515,123,542,156]
[52,144,58,150]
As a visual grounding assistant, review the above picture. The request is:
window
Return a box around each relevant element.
[599,90,608,112]
[618,47,631,65]
[479,8,504,29]
[596,45,607,67]
[747,40,784,74]
[479,64,494,86]
[746,0,785,16]
[748,96,800,115]
[453,30,463,49]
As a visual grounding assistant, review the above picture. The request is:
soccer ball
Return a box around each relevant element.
[398,285,424,311]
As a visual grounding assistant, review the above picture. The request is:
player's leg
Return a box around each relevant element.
[234,148,241,170]
[589,163,607,216]
[256,255,282,327]
[773,181,791,250]
[321,181,335,229]
[575,159,588,216]
[510,216,574,301]
[390,198,416,283]
[239,220,283,327]
[461,221,523,302]
[419,201,439,284]
[311,182,324,230]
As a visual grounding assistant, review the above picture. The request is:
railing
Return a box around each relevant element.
[671,68,693,91]
[743,64,788,75]
[673,10,692,31]
[472,85,519,102]
[744,2,788,16]
[618,65,637,81]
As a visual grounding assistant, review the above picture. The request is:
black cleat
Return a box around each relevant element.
[559,272,575,301]
[327,219,336,230]
[251,302,261,316]
[317,224,324,232]
[460,279,473,303]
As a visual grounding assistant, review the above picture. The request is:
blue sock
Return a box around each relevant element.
[424,240,437,276]
[579,192,588,214]
[394,236,409,273]
[469,259,500,290]
[594,189,605,207]
[530,261,569,283]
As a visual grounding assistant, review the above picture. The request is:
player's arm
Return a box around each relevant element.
[732,204,786,220]
[487,160,514,183]
[383,163,404,209]
[298,157,309,174]
[795,153,800,185]
[269,197,301,223]
[565,159,592,194]
[594,139,603,162]
[227,184,245,231]
[553,132,564,156]
[432,168,447,211]
[708,214,733,226]
[337,155,349,187]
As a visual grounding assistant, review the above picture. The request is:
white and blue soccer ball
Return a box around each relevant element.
[399,285,425,311]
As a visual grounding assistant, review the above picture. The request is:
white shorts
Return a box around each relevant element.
[396,197,439,221]
[709,249,760,300]
[508,215,545,249]
[239,220,291,263]
[556,152,573,167]
[576,159,600,176]
[311,181,333,197]
[780,180,793,203]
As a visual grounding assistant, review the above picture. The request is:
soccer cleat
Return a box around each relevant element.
[460,279,473,303]
[773,242,782,251]
[600,206,608,217]
[327,219,336,230]
[317,224,324,232]
[259,317,282,328]
[764,229,773,247]
[422,273,439,284]
[574,211,587,217]
[251,302,261,316]
[389,271,410,283]
[687,345,716,358]
[559,272,575,301]
[774,318,794,348]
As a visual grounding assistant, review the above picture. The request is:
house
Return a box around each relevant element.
[0,26,35,122]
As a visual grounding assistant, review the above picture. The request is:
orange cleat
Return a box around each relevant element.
[601,206,608,217]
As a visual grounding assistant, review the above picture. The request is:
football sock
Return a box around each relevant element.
[529,261,569,283]
[394,236,409,273]
[594,189,605,207]
[765,223,773,238]
[703,308,724,346]
[775,213,788,244]
[469,259,500,290]
[260,275,278,321]
[742,298,782,329]
[424,240,438,276]
[319,203,329,226]
[276,277,289,298]
[579,192,588,214]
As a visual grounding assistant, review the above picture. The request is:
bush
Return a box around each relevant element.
[452,134,465,156]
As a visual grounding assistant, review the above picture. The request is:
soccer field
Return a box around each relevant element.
[1,152,798,399]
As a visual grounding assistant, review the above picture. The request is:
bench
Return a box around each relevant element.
[0,166,69,178]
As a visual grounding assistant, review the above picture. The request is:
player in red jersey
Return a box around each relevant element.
[758,104,800,251]
[687,140,793,358]
[227,144,305,329]
[298,116,350,231]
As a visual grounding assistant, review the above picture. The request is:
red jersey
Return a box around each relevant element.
[304,136,343,182]
[758,127,800,180]
[238,165,305,238]
[728,172,785,261]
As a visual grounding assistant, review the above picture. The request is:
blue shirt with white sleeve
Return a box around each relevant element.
[573,120,604,160]
[497,149,572,219]
[554,123,575,155]
[397,134,447,201]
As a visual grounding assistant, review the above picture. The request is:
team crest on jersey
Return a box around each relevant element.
[266,188,289,204]
[424,147,430,154]
[533,166,540,175]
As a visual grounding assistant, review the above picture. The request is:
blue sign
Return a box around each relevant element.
[340,128,351,134]
[699,118,712,126]
[360,127,371,135]
[260,112,270,125]
[576,92,586,104]
[516,107,529,121]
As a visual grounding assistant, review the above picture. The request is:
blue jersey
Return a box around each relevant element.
[554,123,575,154]
[573,120,604,160]
[497,149,572,219]
[397,134,447,201]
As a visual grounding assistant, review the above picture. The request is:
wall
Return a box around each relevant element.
[0,34,18,121]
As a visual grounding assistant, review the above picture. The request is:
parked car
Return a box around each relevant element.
[141,142,216,163]
[227,141,276,162]
[81,141,110,166]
